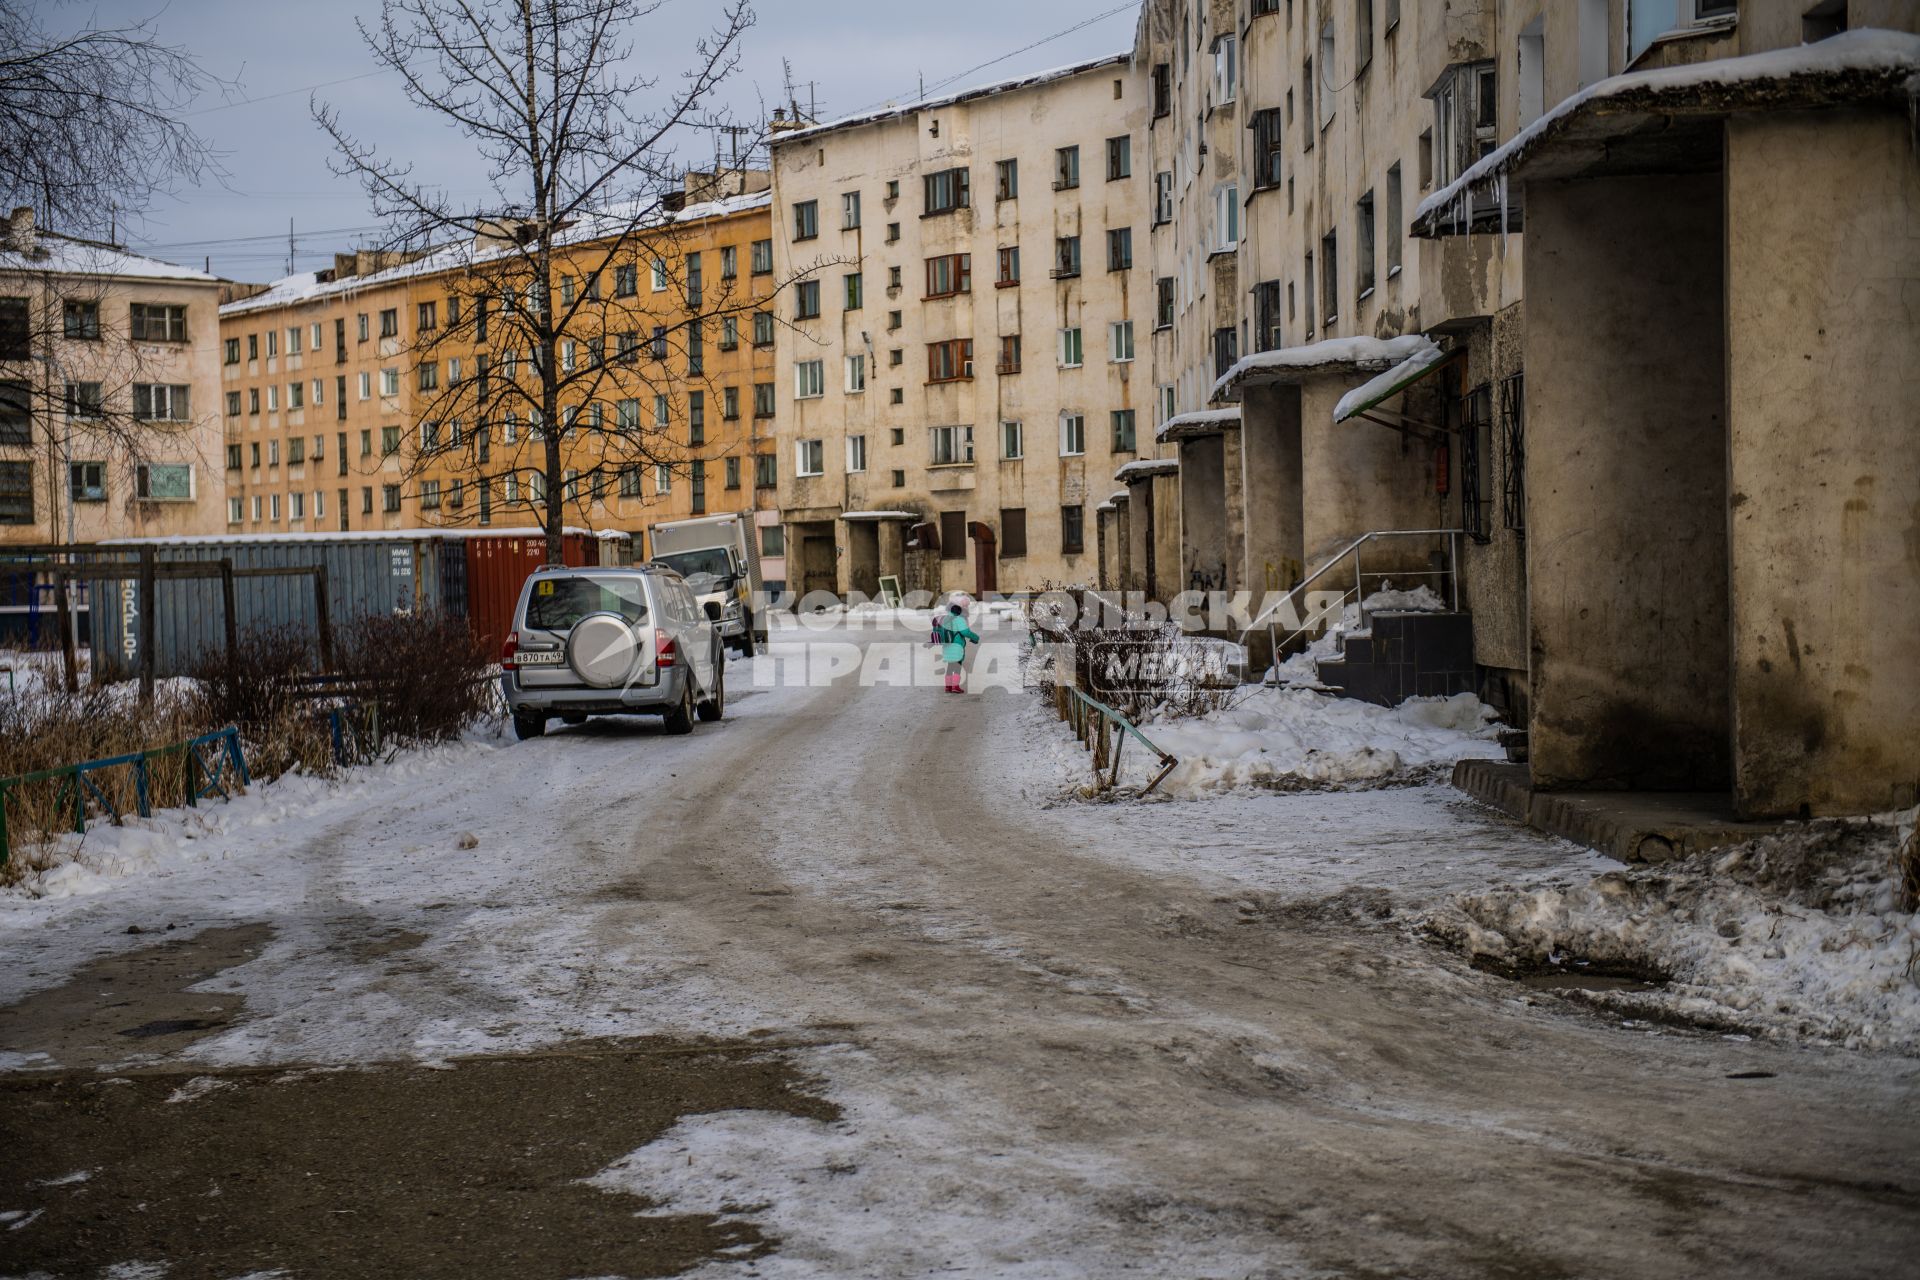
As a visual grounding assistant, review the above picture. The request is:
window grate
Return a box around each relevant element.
[1500,372,1526,535]
[1460,383,1493,544]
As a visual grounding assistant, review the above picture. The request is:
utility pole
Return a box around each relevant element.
[287,218,295,276]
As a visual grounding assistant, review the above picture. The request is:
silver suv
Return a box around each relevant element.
[501,565,726,740]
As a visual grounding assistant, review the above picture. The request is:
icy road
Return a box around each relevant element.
[2,618,1917,1279]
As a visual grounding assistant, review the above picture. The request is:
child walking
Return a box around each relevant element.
[936,602,981,694]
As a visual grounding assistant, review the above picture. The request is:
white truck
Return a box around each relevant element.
[647,512,768,656]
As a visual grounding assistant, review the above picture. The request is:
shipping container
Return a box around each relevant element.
[462,530,632,658]
[89,532,460,679]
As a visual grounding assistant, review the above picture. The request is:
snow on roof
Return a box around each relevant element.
[838,510,920,521]
[103,525,630,546]
[1414,28,1920,236]
[1211,334,1433,402]
[1155,407,1242,443]
[1108,489,1130,502]
[1115,457,1180,483]
[219,189,774,318]
[773,52,1134,144]
[0,231,219,284]
[1333,341,1449,424]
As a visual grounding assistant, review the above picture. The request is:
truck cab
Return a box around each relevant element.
[646,513,768,656]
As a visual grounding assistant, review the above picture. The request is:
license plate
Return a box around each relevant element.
[516,650,564,666]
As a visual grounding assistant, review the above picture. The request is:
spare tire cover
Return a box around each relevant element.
[566,612,640,688]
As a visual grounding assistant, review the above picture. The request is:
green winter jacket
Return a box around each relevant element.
[938,613,981,664]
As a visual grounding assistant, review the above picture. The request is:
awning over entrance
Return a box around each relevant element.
[1155,407,1241,444]
[1333,341,1458,426]
[1209,333,1434,402]
[1114,457,1179,483]
[1412,29,1920,238]
[837,510,918,522]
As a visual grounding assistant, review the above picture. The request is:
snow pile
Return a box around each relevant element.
[1211,333,1433,401]
[1423,810,1920,1052]
[1142,686,1502,798]
[1269,584,1450,688]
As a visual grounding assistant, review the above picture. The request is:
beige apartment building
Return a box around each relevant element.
[0,208,227,546]
[770,54,1149,598]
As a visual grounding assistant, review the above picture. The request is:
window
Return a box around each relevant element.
[1631,0,1740,62]
[651,258,669,292]
[997,334,1022,375]
[1001,420,1024,459]
[1110,322,1134,363]
[997,246,1021,287]
[129,302,188,342]
[64,299,100,339]
[1054,236,1081,279]
[135,463,193,501]
[886,222,901,243]
[925,253,971,298]
[67,381,104,418]
[927,339,972,383]
[1106,136,1132,181]
[1061,505,1085,555]
[1518,15,1546,127]
[719,245,737,279]
[923,167,970,214]
[1252,109,1284,189]
[382,425,401,454]
[1500,372,1527,533]
[931,424,973,465]
[226,443,243,470]
[1318,21,1337,125]
[1155,277,1175,329]
[1213,35,1237,102]
[845,354,866,393]
[888,310,903,332]
[751,238,773,274]
[755,452,777,488]
[1159,384,1176,424]
[1153,172,1173,225]
[1213,326,1238,379]
[654,393,671,428]
[248,388,261,415]
[1356,191,1378,301]
[1461,382,1494,541]
[0,459,32,523]
[795,359,825,399]
[995,159,1019,200]
[753,311,774,346]
[723,386,740,420]
[1058,414,1085,456]
[939,510,967,560]
[1106,227,1132,272]
[132,383,191,420]
[1303,55,1317,147]
[1355,0,1375,75]
[720,316,738,351]
[378,308,399,338]
[223,336,241,365]
[1254,280,1283,352]
[418,361,439,392]
[1111,409,1139,453]
[842,191,862,229]
[1058,327,1083,368]
[381,368,400,397]
[846,434,868,473]
[725,455,741,489]
[686,252,703,306]
[689,391,706,444]
[999,509,1027,558]
[615,263,638,296]
[1054,146,1080,190]
[1152,63,1172,118]
[227,496,244,524]
[754,382,775,418]
[795,438,824,477]
[69,461,106,502]
[358,371,372,400]
[1321,230,1340,324]
[1215,184,1241,250]
[267,384,280,412]
[655,465,671,496]
[795,279,821,319]
[1430,61,1497,189]
[288,382,305,410]
[793,200,819,240]
[844,272,863,310]
[889,265,903,290]
[1386,165,1404,276]
[383,484,402,513]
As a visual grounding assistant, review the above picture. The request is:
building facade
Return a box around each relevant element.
[0,208,227,546]
[770,55,1149,598]
[216,182,783,578]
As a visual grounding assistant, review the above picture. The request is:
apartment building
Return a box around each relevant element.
[217,180,783,580]
[0,207,226,545]
[770,54,1148,598]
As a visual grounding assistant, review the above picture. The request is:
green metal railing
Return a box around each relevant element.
[0,726,249,868]
[1054,683,1179,796]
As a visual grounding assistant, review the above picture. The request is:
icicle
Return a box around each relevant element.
[1464,181,1473,248]
[1499,173,1509,256]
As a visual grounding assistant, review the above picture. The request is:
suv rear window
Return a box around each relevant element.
[524,575,651,629]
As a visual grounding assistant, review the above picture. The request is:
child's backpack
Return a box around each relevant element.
[930,617,946,646]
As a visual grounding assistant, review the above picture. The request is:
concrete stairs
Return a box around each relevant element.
[1314,610,1476,707]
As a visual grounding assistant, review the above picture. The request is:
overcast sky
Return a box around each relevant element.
[49,0,1137,282]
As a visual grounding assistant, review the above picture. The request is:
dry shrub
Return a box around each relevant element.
[1025,588,1239,723]
[338,611,494,744]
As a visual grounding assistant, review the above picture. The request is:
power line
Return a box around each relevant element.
[186,69,392,117]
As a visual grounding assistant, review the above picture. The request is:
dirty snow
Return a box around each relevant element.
[1424,809,1920,1051]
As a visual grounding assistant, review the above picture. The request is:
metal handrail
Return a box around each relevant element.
[1057,683,1179,795]
[1236,529,1465,672]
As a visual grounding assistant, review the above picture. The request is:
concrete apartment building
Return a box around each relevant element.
[770,55,1149,598]
[1130,0,1917,822]
[0,208,226,546]
[217,183,784,581]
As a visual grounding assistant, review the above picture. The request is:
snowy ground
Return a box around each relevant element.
[2,617,1917,1278]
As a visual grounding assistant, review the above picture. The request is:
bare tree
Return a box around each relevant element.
[0,2,221,238]
[316,0,811,563]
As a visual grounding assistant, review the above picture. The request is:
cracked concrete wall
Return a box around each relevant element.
[1725,107,1920,818]
[1524,170,1729,793]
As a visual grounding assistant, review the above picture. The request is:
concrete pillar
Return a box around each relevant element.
[1150,473,1181,602]
[1725,108,1920,817]
[1125,480,1150,594]
[1237,382,1305,597]
[1177,435,1229,593]
[1524,170,1730,793]
[1112,498,1132,593]
[1220,426,1246,594]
